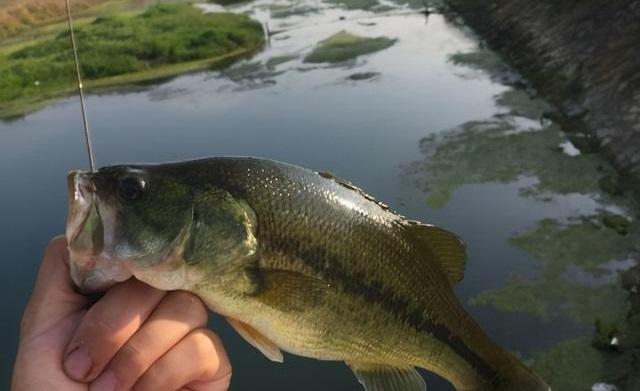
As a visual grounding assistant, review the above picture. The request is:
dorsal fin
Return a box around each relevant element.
[404,220,466,284]
[317,171,394,213]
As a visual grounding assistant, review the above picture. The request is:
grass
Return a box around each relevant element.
[0,3,264,117]
[0,0,109,38]
[304,31,396,64]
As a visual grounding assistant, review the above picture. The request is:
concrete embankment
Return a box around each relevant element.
[444,0,640,186]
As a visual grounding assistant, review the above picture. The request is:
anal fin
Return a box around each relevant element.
[347,361,426,391]
[227,318,284,363]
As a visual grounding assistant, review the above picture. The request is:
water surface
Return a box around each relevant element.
[0,1,636,390]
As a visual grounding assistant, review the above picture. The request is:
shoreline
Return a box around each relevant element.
[0,47,259,120]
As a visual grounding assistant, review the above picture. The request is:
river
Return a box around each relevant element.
[0,1,637,390]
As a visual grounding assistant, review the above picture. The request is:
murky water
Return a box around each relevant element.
[0,1,637,390]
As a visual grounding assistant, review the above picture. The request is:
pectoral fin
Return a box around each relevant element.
[347,361,426,391]
[227,318,284,363]
[253,269,332,312]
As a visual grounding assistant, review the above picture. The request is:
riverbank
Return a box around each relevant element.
[0,2,264,118]
[444,0,640,189]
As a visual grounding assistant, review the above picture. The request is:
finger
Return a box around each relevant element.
[91,291,208,391]
[20,236,89,341]
[63,279,166,382]
[133,329,231,391]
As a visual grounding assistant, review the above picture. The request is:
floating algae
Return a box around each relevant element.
[347,71,380,80]
[528,337,629,391]
[469,217,635,324]
[325,0,380,10]
[416,119,601,207]
[304,31,396,64]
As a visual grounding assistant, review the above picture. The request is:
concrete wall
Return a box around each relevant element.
[446,0,640,185]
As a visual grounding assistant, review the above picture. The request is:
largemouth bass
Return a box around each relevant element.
[66,157,550,391]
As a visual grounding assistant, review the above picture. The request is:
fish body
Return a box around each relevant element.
[66,157,550,391]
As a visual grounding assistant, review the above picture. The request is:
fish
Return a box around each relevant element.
[66,157,550,391]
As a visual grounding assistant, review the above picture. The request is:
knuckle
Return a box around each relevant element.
[134,364,163,391]
[113,340,148,377]
[87,311,120,337]
[166,291,208,325]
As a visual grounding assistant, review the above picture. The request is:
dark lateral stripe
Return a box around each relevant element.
[273,238,499,382]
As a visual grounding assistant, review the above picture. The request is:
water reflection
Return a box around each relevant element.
[405,46,639,390]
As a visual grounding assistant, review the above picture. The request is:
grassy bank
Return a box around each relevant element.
[0,3,264,118]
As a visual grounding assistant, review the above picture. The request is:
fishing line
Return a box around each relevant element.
[65,0,96,172]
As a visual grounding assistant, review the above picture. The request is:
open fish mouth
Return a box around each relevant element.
[66,171,132,293]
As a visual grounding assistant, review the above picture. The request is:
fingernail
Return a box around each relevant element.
[90,370,117,391]
[64,345,92,380]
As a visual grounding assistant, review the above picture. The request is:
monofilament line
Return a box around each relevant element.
[65,0,96,172]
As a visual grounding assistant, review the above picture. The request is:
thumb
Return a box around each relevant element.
[20,236,89,341]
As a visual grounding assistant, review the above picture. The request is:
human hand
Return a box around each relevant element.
[12,236,231,391]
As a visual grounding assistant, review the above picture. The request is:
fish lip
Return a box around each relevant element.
[66,170,95,244]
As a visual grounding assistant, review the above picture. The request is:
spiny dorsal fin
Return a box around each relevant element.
[317,171,394,213]
[347,361,426,391]
[404,220,466,285]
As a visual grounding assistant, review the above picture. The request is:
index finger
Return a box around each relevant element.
[20,236,89,341]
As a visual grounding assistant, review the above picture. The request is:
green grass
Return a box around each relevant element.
[304,31,395,64]
[0,3,264,117]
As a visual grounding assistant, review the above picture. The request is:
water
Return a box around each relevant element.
[1,1,637,390]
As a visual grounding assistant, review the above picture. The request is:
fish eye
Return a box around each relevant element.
[117,176,146,201]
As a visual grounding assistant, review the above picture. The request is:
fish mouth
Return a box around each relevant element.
[66,171,132,293]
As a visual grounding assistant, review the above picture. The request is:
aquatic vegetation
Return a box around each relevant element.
[529,337,629,391]
[494,89,551,120]
[0,3,264,117]
[265,54,299,68]
[469,217,634,324]
[325,0,380,10]
[449,49,512,79]
[347,71,380,80]
[416,119,601,207]
[221,60,285,84]
[601,214,633,236]
[304,31,396,64]
[270,5,320,18]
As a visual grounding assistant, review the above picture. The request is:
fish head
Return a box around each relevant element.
[66,165,194,293]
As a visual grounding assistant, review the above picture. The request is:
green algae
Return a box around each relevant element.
[449,48,512,77]
[325,0,379,10]
[347,71,380,80]
[304,31,396,64]
[529,337,629,391]
[265,54,299,68]
[270,5,320,18]
[469,217,635,324]
[220,60,284,86]
[418,119,600,207]
[494,89,551,120]
[601,214,633,236]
